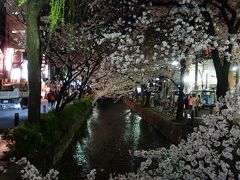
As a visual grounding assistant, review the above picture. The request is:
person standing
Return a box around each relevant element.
[196,95,201,112]
[47,90,55,110]
[51,90,57,109]
[188,95,193,111]
[192,94,198,117]
[47,90,53,110]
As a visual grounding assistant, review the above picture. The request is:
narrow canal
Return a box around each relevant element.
[58,100,170,179]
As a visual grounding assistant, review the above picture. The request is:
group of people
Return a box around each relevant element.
[46,90,57,109]
[184,94,201,117]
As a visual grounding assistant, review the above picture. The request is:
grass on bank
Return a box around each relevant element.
[131,100,177,122]
[147,107,176,122]
[3,96,93,167]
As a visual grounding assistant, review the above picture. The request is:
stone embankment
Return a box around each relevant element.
[123,99,192,144]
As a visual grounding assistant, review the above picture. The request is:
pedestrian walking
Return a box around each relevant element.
[192,94,198,117]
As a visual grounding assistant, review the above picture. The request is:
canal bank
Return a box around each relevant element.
[0,97,93,179]
[123,99,192,144]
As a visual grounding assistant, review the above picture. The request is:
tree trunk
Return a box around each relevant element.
[176,59,186,122]
[201,10,234,100]
[211,49,230,99]
[26,0,48,123]
[55,85,65,110]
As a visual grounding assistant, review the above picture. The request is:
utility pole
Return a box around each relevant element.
[205,71,208,89]
[236,63,239,86]
[194,58,198,90]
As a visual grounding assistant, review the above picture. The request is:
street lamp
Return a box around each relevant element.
[171,60,179,66]
[232,66,238,71]
[183,75,189,84]
[137,87,141,93]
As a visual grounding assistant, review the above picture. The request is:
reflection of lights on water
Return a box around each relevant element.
[87,107,99,138]
[124,109,141,148]
[74,108,98,167]
[75,141,88,165]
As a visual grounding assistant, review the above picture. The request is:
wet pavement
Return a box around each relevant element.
[58,100,170,179]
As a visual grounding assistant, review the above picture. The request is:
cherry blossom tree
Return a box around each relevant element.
[42,23,120,111]
[100,0,240,121]
[199,0,240,98]
[90,1,204,120]
[14,0,93,121]
[90,11,161,106]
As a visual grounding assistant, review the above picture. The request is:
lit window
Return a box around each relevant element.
[10,68,21,81]
[5,48,14,71]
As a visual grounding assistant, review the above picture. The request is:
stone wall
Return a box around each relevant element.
[123,99,192,144]
[52,106,92,166]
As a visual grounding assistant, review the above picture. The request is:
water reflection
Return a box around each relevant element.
[58,100,170,179]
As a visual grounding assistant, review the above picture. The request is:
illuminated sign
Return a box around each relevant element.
[0,49,3,77]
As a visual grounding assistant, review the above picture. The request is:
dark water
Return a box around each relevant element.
[58,100,170,179]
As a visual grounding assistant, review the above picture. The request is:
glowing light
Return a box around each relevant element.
[10,68,21,80]
[43,64,49,77]
[46,87,50,93]
[183,76,190,83]
[5,48,14,71]
[137,87,141,93]
[22,60,28,80]
[11,30,25,33]
[232,66,238,71]
[171,60,179,66]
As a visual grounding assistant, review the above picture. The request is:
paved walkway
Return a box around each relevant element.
[0,99,50,130]
[0,99,51,164]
